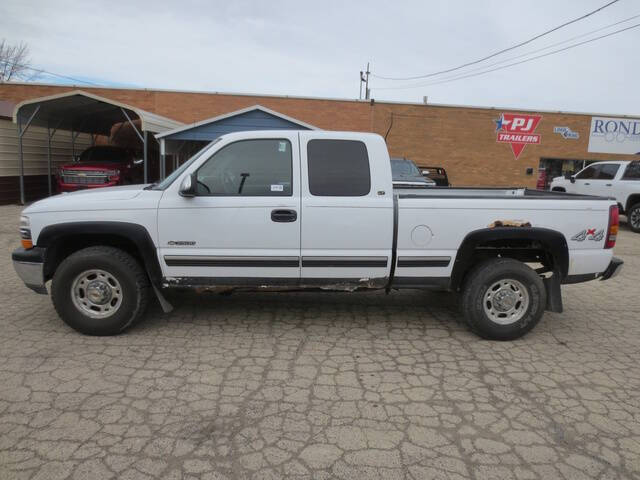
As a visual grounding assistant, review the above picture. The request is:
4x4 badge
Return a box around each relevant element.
[571,229,604,242]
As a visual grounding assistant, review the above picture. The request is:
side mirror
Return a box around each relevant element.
[179,173,197,197]
[570,176,576,184]
[133,158,144,165]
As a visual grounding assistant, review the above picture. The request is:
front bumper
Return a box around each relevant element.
[600,256,624,281]
[12,247,47,294]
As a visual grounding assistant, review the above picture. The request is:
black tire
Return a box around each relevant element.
[551,187,566,192]
[51,246,150,335]
[628,203,640,233]
[461,258,546,341]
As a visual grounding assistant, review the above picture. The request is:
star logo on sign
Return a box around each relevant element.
[494,114,511,131]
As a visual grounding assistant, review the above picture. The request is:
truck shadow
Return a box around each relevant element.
[136,288,465,333]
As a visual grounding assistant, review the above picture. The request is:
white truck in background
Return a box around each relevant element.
[550,160,640,232]
[13,131,623,340]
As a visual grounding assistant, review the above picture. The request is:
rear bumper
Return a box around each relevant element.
[600,256,624,281]
[562,256,624,284]
[12,247,47,294]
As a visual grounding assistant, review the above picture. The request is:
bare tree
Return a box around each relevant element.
[0,40,34,82]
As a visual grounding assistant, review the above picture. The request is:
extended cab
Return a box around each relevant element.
[550,160,640,232]
[12,131,623,340]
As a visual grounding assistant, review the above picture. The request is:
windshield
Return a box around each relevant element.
[391,158,421,177]
[79,146,131,163]
[151,139,221,190]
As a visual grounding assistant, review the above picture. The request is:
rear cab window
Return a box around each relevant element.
[307,139,371,196]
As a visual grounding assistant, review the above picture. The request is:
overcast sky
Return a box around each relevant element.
[2,0,639,114]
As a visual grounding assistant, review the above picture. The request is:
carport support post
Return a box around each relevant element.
[160,138,166,180]
[16,105,41,205]
[17,117,24,205]
[46,126,52,196]
[143,130,148,184]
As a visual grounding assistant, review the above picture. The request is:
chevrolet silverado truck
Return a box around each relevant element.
[12,131,623,340]
[57,145,143,192]
[549,160,640,233]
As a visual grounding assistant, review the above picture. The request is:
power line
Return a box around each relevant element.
[0,59,100,86]
[375,13,640,90]
[372,0,621,81]
[374,21,640,91]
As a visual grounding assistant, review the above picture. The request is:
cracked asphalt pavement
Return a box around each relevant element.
[0,204,639,479]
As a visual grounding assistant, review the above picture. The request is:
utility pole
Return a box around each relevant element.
[359,62,371,100]
[365,62,370,100]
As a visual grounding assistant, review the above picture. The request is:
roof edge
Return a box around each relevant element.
[3,81,639,120]
[155,104,318,140]
[11,89,183,132]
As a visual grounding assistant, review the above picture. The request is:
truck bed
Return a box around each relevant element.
[394,186,612,200]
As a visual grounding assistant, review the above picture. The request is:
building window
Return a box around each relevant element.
[196,139,292,196]
[307,139,371,196]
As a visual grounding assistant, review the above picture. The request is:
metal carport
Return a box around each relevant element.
[12,90,183,204]
[155,105,317,178]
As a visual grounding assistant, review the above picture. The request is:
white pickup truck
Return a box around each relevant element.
[12,131,623,340]
[549,160,640,233]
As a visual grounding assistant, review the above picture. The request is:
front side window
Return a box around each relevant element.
[597,164,619,180]
[622,162,640,180]
[196,139,292,196]
[576,165,599,179]
[307,139,370,196]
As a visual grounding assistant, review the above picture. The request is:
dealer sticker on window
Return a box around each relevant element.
[271,184,284,192]
[278,141,287,152]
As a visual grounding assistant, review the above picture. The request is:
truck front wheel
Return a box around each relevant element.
[51,246,150,335]
[461,258,546,340]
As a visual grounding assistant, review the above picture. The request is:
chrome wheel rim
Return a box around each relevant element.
[71,269,123,319]
[631,208,640,229]
[483,278,529,325]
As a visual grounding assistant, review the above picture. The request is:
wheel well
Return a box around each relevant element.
[625,194,640,213]
[450,227,568,291]
[43,234,145,282]
[37,222,163,288]
[551,187,566,192]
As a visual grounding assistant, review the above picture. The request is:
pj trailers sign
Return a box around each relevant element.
[588,116,640,155]
[495,113,542,159]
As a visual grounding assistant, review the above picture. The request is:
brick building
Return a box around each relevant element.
[1,81,639,204]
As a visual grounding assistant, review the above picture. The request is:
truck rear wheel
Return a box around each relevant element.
[51,246,150,335]
[461,258,546,341]
[628,203,640,233]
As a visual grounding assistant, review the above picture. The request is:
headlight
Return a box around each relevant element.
[19,215,33,249]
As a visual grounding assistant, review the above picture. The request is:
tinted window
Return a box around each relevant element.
[597,164,619,180]
[307,140,370,196]
[196,139,292,196]
[576,165,598,179]
[391,159,420,177]
[623,162,640,180]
